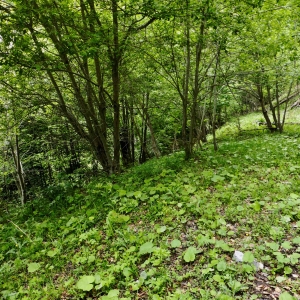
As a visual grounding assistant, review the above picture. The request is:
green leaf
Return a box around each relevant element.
[156,226,166,233]
[217,295,234,300]
[266,242,279,251]
[47,248,59,257]
[290,253,300,265]
[279,291,296,300]
[253,202,261,212]
[284,266,292,275]
[107,211,129,224]
[243,252,255,263]
[118,190,127,197]
[281,215,291,223]
[134,191,142,198]
[217,260,227,272]
[213,274,223,283]
[76,275,95,291]
[88,255,96,263]
[215,240,233,251]
[123,267,132,278]
[211,175,225,183]
[101,289,120,300]
[275,276,286,283]
[27,262,41,273]
[289,193,299,199]
[139,242,154,255]
[292,237,300,244]
[281,241,292,250]
[184,246,197,262]
[171,239,181,248]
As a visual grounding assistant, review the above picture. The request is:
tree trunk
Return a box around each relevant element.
[10,135,26,205]
[183,0,191,160]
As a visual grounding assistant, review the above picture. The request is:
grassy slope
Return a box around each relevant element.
[1,113,300,300]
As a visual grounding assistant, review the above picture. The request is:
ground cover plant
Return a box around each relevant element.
[1,118,300,299]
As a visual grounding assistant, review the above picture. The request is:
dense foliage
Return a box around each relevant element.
[1,0,300,203]
[1,114,300,299]
[1,1,300,299]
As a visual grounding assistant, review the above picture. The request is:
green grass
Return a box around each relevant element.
[1,114,300,299]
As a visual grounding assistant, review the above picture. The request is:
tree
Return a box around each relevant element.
[0,0,158,174]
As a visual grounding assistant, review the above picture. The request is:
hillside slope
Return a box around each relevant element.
[1,119,300,299]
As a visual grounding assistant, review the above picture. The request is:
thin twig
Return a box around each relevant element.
[8,220,32,242]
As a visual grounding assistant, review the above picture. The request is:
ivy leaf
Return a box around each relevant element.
[139,242,154,255]
[171,239,181,248]
[183,246,197,262]
[76,275,95,291]
[27,262,41,273]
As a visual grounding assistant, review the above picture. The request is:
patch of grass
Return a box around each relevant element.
[1,126,300,299]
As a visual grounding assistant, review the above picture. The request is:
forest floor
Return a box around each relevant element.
[1,111,300,300]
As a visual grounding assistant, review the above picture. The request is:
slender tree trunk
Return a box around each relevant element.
[212,46,220,151]
[10,135,26,205]
[112,0,120,173]
[189,17,205,154]
[183,0,191,159]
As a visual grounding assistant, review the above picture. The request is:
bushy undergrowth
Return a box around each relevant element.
[1,114,300,299]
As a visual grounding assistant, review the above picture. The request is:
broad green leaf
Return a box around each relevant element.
[133,191,142,198]
[253,202,261,212]
[140,271,147,279]
[275,276,286,283]
[217,295,234,300]
[289,193,299,199]
[118,190,127,197]
[266,242,279,251]
[292,237,300,244]
[88,255,96,263]
[139,242,154,255]
[290,253,300,265]
[27,262,41,273]
[217,260,227,272]
[281,215,291,223]
[76,275,95,291]
[47,248,59,257]
[211,175,225,183]
[171,239,181,248]
[107,211,129,224]
[228,280,242,292]
[243,252,255,263]
[279,291,296,300]
[215,240,233,251]
[156,226,166,233]
[284,266,292,275]
[184,246,197,262]
[281,241,292,250]
[213,274,223,283]
[123,267,132,278]
[101,289,120,299]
